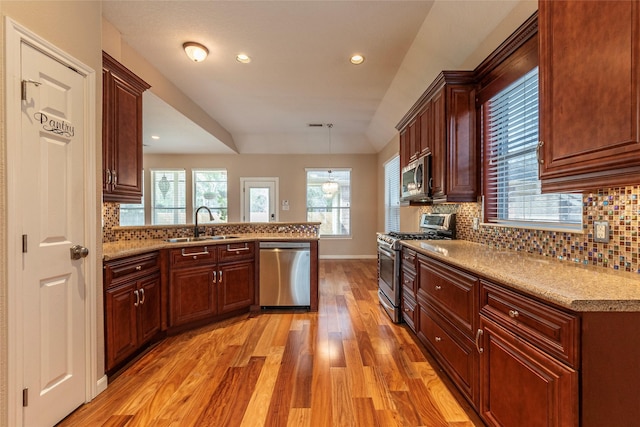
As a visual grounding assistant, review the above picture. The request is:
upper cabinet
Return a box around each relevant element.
[397,71,478,203]
[539,1,640,192]
[102,52,150,203]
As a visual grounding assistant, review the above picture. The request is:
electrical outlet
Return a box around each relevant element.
[472,217,480,230]
[593,221,610,243]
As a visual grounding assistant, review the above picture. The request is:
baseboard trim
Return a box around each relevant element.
[319,255,377,260]
[96,374,108,396]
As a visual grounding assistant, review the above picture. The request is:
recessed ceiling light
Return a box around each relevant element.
[236,54,251,64]
[350,54,365,65]
[151,135,160,140]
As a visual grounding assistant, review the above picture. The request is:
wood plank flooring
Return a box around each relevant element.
[58,259,483,426]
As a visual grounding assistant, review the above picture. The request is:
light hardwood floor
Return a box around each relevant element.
[58,259,483,426]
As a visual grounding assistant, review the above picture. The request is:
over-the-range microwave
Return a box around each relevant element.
[401,154,432,202]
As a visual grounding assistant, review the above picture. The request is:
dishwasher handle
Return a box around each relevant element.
[259,242,310,250]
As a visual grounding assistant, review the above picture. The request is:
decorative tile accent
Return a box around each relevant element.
[420,185,640,273]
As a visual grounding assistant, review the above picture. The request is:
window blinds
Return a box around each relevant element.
[484,68,582,227]
[385,156,400,232]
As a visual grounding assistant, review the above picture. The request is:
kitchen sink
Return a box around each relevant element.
[165,236,239,243]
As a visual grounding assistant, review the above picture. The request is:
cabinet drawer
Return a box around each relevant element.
[218,241,255,263]
[401,268,416,299]
[418,256,478,337]
[480,280,580,368]
[169,245,216,268]
[104,252,159,287]
[418,303,478,406]
[402,294,417,332]
[401,247,417,273]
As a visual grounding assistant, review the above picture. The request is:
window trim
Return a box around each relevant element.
[150,168,187,225]
[192,168,228,223]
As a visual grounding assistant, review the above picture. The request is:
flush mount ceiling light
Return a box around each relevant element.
[350,54,365,65]
[183,42,209,62]
[236,53,251,64]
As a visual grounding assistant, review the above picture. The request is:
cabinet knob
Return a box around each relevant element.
[435,336,442,342]
[135,265,142,271]
[404,308,411,313]
[508,309,519,318]
[435,285,442,291]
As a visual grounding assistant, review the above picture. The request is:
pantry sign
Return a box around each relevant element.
[33,112,75,138]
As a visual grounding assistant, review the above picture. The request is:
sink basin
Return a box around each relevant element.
[165,236,239,243]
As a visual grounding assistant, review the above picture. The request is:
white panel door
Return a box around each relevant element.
[241,178,278,222]
[20,41,87,427]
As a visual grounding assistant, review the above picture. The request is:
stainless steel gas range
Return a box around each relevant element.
[376,213,455,323]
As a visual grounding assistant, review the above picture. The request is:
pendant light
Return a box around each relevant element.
[158,174,170,198]
[322,124,339,196]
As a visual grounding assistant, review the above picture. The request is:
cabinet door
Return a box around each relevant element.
[480,317,578,427]
[419,100,433,157]
[408,119,420,161]
[105,282,138,370]
[218,261,255,314]
[430,89,446,199]
[539,1,640,192]
[399,129,411,169]
[170,267,217,327]
[138,273,161,344]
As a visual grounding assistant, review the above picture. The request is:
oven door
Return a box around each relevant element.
[377,243,400,323]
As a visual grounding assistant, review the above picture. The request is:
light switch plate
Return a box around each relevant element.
[593,221,610,243]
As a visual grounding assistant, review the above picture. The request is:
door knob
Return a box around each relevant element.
[70,244,89,260]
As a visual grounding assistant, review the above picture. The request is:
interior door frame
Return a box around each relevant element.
[240,177,279,222]
[4,17,99,426]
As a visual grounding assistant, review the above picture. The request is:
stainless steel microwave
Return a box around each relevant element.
[401,154,431,202]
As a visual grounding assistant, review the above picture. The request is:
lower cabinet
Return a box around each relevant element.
[479,316,578,427]
[168,242,256,329]
[104,252,161,372]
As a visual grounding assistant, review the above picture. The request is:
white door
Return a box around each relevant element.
[20,41,87,427]
[241,178,278,222]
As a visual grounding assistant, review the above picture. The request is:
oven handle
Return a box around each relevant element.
[378,289,396,312]
[377,244,396,259]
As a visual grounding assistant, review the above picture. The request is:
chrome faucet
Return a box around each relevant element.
[194,206,214,237]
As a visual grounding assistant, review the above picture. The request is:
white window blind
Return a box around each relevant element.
[484,67,582,228]
[306,169,351,237]
[119,172,145,225]
[151,169,186,225]
[384,156,400,232]
[193,169,228,223]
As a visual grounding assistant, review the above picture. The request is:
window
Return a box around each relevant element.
[384,156,400,232]
[483,67,582,229]
[306,169,350,236]
[151,169,186,225]
[193,169,228,223]
[119,172,144,226]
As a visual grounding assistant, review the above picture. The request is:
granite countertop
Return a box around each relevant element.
[103,233,319,261]
[401,240,640,313]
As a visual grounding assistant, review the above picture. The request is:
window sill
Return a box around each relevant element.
[482,221,584,234]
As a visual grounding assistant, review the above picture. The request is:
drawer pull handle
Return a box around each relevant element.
[435,336,442,342]
[475,329,484,354]
[508,310,519,318]
[227,244,250,252]
[435,285,442,291]
[135,265,142,271]
[181,247,209,257]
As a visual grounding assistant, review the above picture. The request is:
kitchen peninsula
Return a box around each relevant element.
[103,222,320,376]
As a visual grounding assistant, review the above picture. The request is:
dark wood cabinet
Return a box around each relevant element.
[102,51,150,203]
[104,252,161,372]
[479,316,578,427]
[415,253,480,407]
[396,71,477,203]
[168,242,256,329]
[400,248,418,331]
[539,1,640,192]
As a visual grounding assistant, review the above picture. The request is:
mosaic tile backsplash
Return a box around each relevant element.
[102,202,319,242]
[423,185,640,273]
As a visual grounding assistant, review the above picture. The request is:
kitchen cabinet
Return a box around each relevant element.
[415,254,480,407]
[102,51,150,203]
[538,1,640,192]
[168,242,256,329]
[478,281,579,426]
[104,252,161,373]
[400,248,418,331]
[396,71,477,203]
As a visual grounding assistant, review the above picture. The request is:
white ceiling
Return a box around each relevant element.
[102,0,533,155]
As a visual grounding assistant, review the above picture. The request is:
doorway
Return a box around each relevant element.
[5,18,98,426]
[240,178,279,222]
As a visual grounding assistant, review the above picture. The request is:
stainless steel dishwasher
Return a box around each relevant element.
[259,242,311,307]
